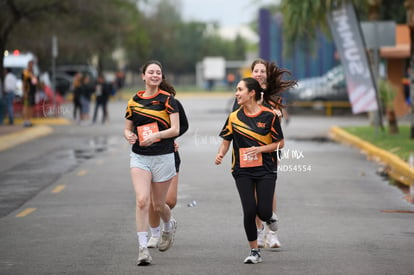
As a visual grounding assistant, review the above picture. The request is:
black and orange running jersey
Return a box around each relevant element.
[125,89,178,155]
[219,105,283,177]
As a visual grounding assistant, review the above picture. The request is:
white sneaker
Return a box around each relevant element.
[266,213,278,232]
[137,247,152,266]
[158,217,177,252]
[257,227,265,248]
[266,230,281,248]
[147,236,160,248]
[243,249,262,264]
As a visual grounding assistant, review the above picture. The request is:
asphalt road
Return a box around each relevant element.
[0,94,413,275]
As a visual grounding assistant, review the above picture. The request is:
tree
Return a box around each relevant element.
[128,0,247,77]
[4,0,138,74]
[0,0,71,81]
[279,0,406,133]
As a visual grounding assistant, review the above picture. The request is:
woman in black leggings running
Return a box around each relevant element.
[215,65,296,264]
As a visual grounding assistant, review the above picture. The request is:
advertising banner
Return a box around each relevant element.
[327,2,379,113]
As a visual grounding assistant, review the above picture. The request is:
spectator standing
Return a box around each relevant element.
[92,74,112,124]
[79,75,95,124]
[72,72,83,122]
[22,60,38,127]
[0,78,4,125]
[4,68,17,125]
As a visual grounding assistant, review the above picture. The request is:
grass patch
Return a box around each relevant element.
[342,125,414,162]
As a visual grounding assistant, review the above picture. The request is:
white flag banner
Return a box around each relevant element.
[327,2,379,114]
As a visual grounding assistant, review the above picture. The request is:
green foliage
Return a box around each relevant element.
[343,125,413,161]
[2,0,137,71]
[278,0,407,57]
[378,79,397,110]
[1,0,248,76]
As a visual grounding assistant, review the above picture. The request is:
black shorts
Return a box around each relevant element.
[25,91,36,107]
[174,151,181,172]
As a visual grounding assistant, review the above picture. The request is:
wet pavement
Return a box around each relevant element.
[0,94,413,274]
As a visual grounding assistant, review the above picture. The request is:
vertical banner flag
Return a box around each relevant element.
[327,2,379,113]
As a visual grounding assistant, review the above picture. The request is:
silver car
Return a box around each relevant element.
[286,65,349,103]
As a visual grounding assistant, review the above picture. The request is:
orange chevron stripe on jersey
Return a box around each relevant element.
[229,112,272,146]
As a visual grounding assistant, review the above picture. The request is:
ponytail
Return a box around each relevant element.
[263,62,297,110]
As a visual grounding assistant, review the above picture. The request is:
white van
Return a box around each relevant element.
[3,51,40,97]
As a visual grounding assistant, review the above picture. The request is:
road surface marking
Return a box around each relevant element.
[51,185,65,194]
[77,170,88,176]
[16,208,36,218]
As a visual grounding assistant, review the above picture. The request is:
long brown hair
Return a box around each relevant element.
[250,58,267,72]
[264,62,297,110]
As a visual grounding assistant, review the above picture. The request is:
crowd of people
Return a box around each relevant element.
[0,60,123,127]
[72,72,116,125]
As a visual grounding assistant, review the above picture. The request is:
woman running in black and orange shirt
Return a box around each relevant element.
[215,64,296,264]
[233,59,290,249]
[124,60,179,266]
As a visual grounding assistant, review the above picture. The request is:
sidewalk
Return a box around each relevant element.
[0,117,70,152]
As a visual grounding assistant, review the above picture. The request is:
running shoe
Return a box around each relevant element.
[147,236,160,248]
[137,247,152,266]
[158,217,177,252]
[243,249,262,264]
[266,230,281,248]
[266,213,278,232]
[257,226,265,248]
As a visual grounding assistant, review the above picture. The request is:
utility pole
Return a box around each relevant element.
[405,0,414,138]
[51,35,58,113]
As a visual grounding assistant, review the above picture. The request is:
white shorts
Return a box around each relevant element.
[130,152,176,182]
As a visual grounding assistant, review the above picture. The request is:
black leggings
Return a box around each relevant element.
[234,174,276,242]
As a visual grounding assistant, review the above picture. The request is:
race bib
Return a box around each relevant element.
[239,148,263,168]
[137,122,160,144]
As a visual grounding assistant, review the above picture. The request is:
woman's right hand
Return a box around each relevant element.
[215,154,223,165]
[126,132,138,145]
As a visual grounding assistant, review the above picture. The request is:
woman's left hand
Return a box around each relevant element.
[141,132,159,147]
[244,146,261,156]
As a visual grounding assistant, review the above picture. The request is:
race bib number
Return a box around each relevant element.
[137,122,160,144]
[239,148,263,168]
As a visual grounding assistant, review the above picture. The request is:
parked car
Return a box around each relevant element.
[55,64,98,82]
[286,65,348,103]
[53,73,73,96]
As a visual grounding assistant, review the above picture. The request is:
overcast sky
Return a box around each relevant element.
[180,0,278,27]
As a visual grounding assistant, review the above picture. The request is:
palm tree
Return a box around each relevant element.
[279,0,370,55]
[279,0,404,133]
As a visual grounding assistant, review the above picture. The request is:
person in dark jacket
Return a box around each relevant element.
[92,74,112,124]
[79,75,95,123]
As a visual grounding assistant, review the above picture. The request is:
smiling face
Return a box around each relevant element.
[235,80,254,106]
[252,63,267,88]
[142,63,162,88]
